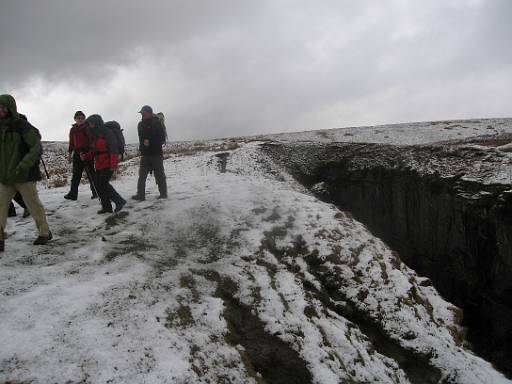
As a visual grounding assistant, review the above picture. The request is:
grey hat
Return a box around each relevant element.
[139,105,153,114]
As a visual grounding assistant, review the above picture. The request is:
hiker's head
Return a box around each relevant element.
[0,94,18,120]
[139,105,153,120]
[74,110,86,124]
[85,114,104,129]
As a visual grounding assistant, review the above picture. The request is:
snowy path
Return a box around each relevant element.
[0,143,510,383]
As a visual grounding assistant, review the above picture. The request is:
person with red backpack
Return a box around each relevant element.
[0,94,52,252]
[84,114,126,214]
[64,110,98,200]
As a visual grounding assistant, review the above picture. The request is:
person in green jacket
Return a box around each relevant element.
[0,94,51,252]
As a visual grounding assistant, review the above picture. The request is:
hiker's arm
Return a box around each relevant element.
[138,123,145,143]
[81,125,95,161]
[67,129,73,162]
[68,128,74,153]
[156,120,165,145]
[18,127,42,171]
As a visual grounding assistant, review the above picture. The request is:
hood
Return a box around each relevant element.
[85,114,104,127]
[85,114,105,136]
[0,94,19,120]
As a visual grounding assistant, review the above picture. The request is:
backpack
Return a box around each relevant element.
[17,114,43,180]
[19,114,42,141]
[104,120,125,157]
[155,112,168,142]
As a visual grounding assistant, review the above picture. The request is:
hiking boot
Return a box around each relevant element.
[0,240,4,252]
[22,209,30,218]
[97,208,113,214]
[115,200,126,213]
[131,195,145,201]
[64,193,77,201]
[158,195,168,199]
[34,231,53,245]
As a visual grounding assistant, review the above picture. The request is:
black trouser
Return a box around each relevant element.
[8,192,26,217]
[137,154,167,197]
[69,152,97,198]
[96,169,125,211]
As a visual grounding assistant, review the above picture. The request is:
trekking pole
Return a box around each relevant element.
[41,158,50,179]
[84,164,99,198]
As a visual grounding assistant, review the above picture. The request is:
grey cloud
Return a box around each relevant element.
[1,0,511,142]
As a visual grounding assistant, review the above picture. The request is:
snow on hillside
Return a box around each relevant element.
[38,118,512,190]
[255,118,512,145]
[1,141,510,383]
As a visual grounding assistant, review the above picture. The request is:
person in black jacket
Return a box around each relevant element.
[132,105,167,201]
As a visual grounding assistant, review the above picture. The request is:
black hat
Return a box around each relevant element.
[74,110,86,119]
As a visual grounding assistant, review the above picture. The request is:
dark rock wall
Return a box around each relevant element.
[263,142,512,377]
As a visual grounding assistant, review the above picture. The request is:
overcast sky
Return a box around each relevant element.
[1,0,511,143]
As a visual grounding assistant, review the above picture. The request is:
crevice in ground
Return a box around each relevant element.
[260,226,443,384]
[198,270,313,384]
[262,141,512,377]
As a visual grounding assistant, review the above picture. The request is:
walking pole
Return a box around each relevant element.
[84,164,99,198]
[41,158,50,179]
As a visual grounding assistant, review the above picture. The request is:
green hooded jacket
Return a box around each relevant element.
[0,94,42,185]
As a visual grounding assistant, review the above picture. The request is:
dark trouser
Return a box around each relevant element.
[137,155,167,197]
[68,152,97,198]
[8,192,26,217]
[96,169,125,211]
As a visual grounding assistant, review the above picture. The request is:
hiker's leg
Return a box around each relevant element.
[151,155,167,197]
[84,160,98,197]
[16,182,50,237]
[95,170,113,211]
[8,202,16,217]
[104,170,124,205]
[0,184,17,240]
[13,192,26,209]
[136,156,151,198]
[68,152,84,198]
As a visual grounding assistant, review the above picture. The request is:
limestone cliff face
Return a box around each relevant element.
[264,141,512,377]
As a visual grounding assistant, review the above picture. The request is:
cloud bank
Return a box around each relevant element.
[1,0,511,142]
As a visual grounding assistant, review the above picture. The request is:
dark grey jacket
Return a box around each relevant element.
[138,116,166,156]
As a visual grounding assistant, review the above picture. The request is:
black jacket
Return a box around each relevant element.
[138,116,165,156]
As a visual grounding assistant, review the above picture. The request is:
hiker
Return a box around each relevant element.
[85,114,126,214]
[0,94,52,252]
[64,110,97,200]
[132,105,167,200]
[9,113,36,218]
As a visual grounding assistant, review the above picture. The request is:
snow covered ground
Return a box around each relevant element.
[255,118,512,145]
[1,141,510,383]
